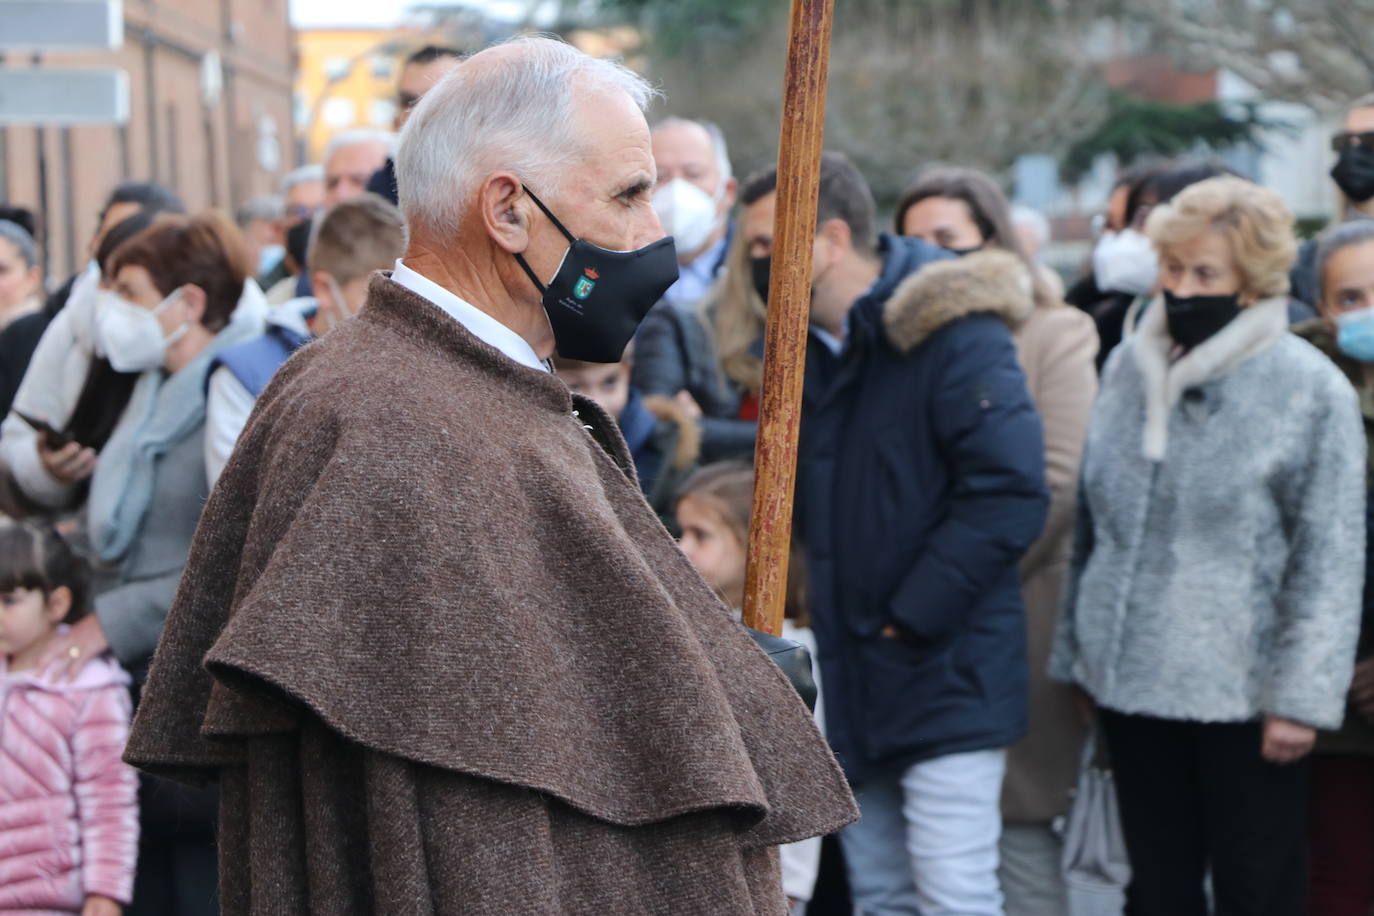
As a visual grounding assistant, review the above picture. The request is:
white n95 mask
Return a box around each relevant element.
[96,286,188,373]
[1092,229,1159,296]
[651,179,721,257]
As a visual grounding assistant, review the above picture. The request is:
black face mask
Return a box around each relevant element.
[750,255,771,303]
[514,186,679,363]
[1332,144,1374,203]
[1163,290,1242,350]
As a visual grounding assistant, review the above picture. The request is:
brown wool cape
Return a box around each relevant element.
[124,274,858,915]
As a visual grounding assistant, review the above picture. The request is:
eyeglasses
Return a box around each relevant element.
[1332,130,1374,152]
[397,91,421,110]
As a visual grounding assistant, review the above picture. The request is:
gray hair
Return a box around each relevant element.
[324,129,398,170]
[396,34,658,237]
[235,194,284,227]
[652,117,733,186]
[0,220,37,269]
[1011,205,1051,250]
[1316,217,1374,301]
[280,164,324,195]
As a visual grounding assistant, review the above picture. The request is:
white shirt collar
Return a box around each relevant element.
[389,260,549,373]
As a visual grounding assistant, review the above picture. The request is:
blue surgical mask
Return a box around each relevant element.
[257,244,285,277]
[1337,305,1374,362]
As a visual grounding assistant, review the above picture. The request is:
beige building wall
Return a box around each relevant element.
[0,0,295,281]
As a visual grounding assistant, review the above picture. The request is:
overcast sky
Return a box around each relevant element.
[288,0,537,28]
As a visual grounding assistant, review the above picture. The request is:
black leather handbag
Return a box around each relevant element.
[747,628,818,712]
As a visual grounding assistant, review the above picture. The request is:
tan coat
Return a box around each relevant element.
[1004,298,1099,823]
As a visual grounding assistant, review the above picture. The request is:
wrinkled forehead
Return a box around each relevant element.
[568,84,655,179]
[651,123,716,171]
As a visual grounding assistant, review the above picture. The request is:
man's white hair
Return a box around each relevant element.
[235,194,284,227]
[324,129,398,170]
[651,117,733,185]
[396,34,658,237]
[1011,204,1052,250]
[280,164,324,195]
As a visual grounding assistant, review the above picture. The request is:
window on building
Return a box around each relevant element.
[371,56,395,79]
[324,57,352,81]
[369,99,397,128]
[322,97,356,128]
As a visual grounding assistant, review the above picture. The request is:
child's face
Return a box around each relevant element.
[0,587,66,669]
[559,363,631,419]
[677,496,748,609]
[1322,240,1374,324]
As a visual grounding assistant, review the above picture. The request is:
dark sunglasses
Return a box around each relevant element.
[1332,130,1374,152]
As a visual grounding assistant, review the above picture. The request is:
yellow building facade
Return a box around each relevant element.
[295,25,648,165]
[295,27,442,163]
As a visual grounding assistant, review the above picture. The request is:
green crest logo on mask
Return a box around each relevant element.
[573,267,599,300]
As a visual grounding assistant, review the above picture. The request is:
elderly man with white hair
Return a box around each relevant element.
[634,117,756,460]
[125,35,856,915]
[322,128,395,208]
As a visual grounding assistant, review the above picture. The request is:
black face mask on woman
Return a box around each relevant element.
[1332,144,1374,203]
[1163,290,1242,350]
[514,185,679,363]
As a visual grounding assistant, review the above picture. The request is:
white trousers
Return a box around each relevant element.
[841,748,1007,916]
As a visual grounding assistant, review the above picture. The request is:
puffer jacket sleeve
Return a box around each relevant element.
[888,316,1049,642]
[630,303,688,399]
[71,683,139,904]
[1264,379,1367,729]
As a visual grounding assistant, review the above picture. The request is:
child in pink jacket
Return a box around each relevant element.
[0,522,138,915]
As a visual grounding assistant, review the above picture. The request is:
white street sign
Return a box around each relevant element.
[0,0,123,51]
[0,69,129,124]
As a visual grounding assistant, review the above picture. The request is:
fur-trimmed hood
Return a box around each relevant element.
[883,249,1036,354]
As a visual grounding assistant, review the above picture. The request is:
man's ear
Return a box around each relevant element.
[720,176,739,212]
[479,172,532,255]
[45,586,72,624]
[179,284,208,323]
[813,218,851,272]
[311,270,335,307]
[817,217,852,260]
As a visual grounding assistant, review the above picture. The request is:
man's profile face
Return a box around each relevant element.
[395,56,461,130]
[285,179,325,227]
[325,141,388,208]
[742,191,776,260]
[524,85,663,274]
[652,122,722,200]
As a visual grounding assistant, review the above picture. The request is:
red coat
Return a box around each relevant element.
[0,652,139,911]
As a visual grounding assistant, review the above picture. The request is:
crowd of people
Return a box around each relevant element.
[0,31,1373,916]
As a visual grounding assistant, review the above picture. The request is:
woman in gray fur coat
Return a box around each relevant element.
[1050,176,1367,915]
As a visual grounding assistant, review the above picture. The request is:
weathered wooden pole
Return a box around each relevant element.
[742,0,835,637]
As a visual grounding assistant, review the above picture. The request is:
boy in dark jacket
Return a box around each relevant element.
[554,352,702,525]
[739,153,1048,915]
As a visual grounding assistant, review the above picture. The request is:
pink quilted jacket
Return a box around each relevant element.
[0,651,139,912]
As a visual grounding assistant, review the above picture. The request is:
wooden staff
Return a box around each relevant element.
[742,0,835,637]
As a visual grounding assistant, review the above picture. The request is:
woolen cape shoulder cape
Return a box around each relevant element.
[124,274,856,915]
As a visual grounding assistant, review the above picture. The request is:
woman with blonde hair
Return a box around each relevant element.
[1051,176,1367,914]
